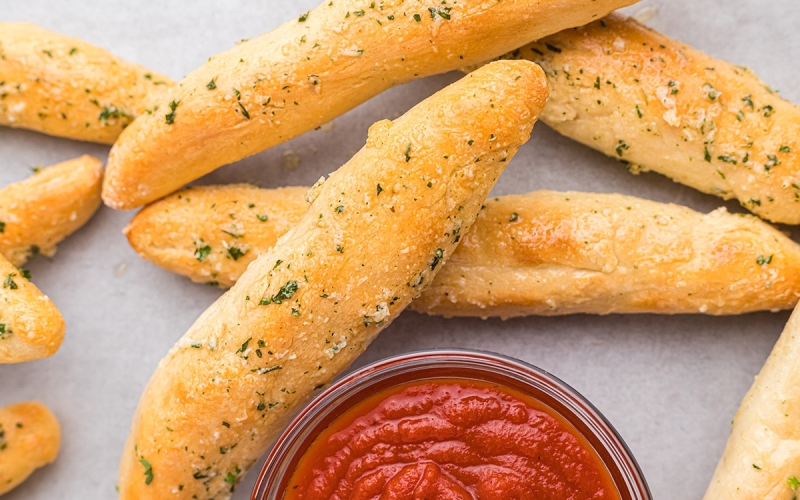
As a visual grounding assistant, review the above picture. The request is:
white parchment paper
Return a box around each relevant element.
[2,0,800,497]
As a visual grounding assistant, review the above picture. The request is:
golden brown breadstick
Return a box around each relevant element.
[0,253,65,363]
[416,192,800,317]
[0,155,103,267]
[102,0,635,209]
[118,60,548,499]
[0,402,60,496]
[497,13,800,224]
[0,22,174,144]
[703,303,800,500]
[125,185,309,287]
[127,186,800,316]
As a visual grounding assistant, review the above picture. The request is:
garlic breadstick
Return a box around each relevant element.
[102,0,635,209]
[0,252,65,363]
[125,185,309,288]
[1,155,103,267]
[127,186,800,316]
[118,60,548,499]
[416,191,800,317]
[0,402,61,496]
[704,303,800,500]
[502,14,800,224]
[0,22,174,144]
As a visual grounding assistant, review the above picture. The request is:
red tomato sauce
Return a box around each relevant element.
[284,379,619,500]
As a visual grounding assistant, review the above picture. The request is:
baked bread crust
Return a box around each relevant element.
[0,252,65,363]
[417,191,800,317]
[127,187,800,317]
[117,61,547,500]
[125,185,309,288]
[0,155,103,267]
[0,22,174,144]
[0,402,61,495]
[102,0,635,209]
[704,304,800,499]
[504,14,800,224]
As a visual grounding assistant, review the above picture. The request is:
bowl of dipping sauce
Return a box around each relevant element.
[252,349,651,499]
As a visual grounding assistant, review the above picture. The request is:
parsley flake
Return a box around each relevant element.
[194,241,211,262]
[237,101,250,119]
[269,280,299,304]
[545,43,562,53]
[3,274,17,290]
[139,459,154,485]
[236,338,252,354]
[165,100,180,125]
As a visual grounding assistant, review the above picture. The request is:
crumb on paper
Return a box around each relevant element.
[114,262,128,278]
[281,150,301,170]
[632,6,658,24]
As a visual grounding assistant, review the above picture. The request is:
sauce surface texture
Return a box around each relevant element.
[284,379,619,500]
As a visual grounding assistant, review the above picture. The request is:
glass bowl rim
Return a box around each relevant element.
[251,348,652,500]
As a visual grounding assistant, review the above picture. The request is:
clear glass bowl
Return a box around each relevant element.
[251,349,652,500]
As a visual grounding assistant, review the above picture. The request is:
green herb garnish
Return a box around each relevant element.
[194,241,211,262]
[165,100,180,124]
[139,459,154,485]
[3,274,17,290]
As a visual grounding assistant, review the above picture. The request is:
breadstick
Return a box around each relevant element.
[0,252,65,363]
[127,186,800,316]
[102,0,635,210]
[1,155,103,267]
[498,13,800,224]
[118,60,548,499]
[0,402,60,496]
[125,185,309,287]
[703,303,800,499]
[416,191,800,317]
[0,22,174,144]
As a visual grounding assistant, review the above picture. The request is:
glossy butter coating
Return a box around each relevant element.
[102,0,635,209]
[0,155,103,267]
[117,61,547,499]
[0,253,65,363]
[128,187,800,316]
[0,402,61,495]
[704,303,800,500]
[505,14,800,224]
[0,22,174,143]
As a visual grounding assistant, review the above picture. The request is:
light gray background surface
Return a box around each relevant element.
[2,0,800,498]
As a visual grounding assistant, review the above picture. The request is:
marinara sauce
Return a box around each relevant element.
[284,379,619,500]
